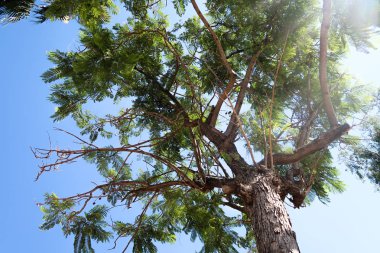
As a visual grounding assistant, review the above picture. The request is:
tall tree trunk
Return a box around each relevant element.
[319,0,338,127]
[243,173,300,253]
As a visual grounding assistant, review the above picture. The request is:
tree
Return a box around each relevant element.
[348,93,380,188]
[2,0,379,252]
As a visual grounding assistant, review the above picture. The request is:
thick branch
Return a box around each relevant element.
[200,176,237,192]
[199,122,250,175]
[225,50,262,138]
[190,0,232,76]
[259,123,350,165]
[319,0,338,127]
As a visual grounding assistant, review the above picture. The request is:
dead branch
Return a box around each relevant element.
[60,180,189,220]
[33,130,196,186]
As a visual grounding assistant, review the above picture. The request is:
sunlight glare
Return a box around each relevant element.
[343,34,380,89]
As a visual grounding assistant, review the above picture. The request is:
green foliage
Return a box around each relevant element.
[333,0,380,51]
[40,193,75,231]
[69,206,112,253]
[114,214,177,253]
[153,190,252,253]
[35,0,118,26]
[0,0,35,23]
[83,146,132,179]
[349,119,380,188]
[41,197,112,253]
[304,152,346,204]
[172,0,189,16]
[1,0,117,25]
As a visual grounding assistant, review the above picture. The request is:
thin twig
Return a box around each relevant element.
[268,29,290,168]
[122,192,158,253]
[190,0,237,127]
[225,50,262,138]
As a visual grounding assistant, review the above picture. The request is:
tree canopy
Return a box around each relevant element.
[348,94,380,188]
[2,0,379,252]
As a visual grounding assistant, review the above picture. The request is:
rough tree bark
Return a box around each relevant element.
[199,116,349,252]
[238,171,300,253]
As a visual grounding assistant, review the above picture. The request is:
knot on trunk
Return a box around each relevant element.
[222,184,237,195]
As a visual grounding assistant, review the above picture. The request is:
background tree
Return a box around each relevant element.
[2,0,379,252]
[348,93,380,188]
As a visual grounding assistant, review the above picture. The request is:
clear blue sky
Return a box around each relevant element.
[1,8,380,253]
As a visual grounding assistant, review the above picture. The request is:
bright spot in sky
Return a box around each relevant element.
[62,16,70,24]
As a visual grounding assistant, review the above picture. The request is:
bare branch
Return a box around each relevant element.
[33,130,199,187]
[54,128,98,149]
[60,180,189,220]
[158,29,201,108]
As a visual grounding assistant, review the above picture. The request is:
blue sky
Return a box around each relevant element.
[1,6,380,253]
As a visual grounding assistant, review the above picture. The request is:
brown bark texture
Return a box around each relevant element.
[319,0,338,127]
[243,173,300,253]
